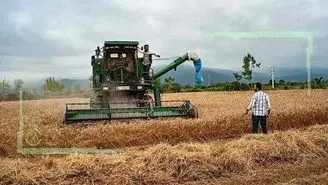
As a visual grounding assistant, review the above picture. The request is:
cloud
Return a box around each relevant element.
[0,0,327,82]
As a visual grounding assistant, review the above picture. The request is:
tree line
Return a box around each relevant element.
[155,53,327,93]
[154,76,328,93]
[0,77,86,101]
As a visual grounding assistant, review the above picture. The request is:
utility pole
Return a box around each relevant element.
[269,66,275,89]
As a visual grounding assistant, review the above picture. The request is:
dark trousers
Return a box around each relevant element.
[252,114,268,134]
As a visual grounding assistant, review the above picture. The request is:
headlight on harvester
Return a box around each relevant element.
[116,86,130,90]
[103,87,109,91]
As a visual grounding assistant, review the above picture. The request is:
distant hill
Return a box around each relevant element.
[25,66,327,89]
[154,65,327,85]
[154,65,271,85]
[274,67,328,82]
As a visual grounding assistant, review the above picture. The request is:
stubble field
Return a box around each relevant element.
[0,89,328,184]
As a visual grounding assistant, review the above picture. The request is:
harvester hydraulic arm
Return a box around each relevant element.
[152,53,189,80]
[151,52,203,107]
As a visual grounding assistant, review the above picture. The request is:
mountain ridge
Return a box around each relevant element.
[24,66,328,89]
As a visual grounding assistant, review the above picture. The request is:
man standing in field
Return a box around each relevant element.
[246,82,271,134]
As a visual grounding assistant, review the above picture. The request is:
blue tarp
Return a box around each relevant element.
[193,59,203,84]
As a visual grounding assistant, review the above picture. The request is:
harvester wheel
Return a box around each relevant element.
[144,95,154,118]
[136,94,153,107]
[180,100,199,118]
[190,106,199,118]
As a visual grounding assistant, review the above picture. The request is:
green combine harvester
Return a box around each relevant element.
[64,41,203,123]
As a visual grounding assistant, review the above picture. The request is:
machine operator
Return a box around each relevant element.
[138,44,160,79]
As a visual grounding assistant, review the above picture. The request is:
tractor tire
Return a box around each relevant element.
[136,94,153,107]
[181,101,198,118]
[189,106,199,118]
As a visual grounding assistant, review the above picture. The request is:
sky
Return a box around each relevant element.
[0,0,327,82]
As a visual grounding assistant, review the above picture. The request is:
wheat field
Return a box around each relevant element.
[0,89,328,184]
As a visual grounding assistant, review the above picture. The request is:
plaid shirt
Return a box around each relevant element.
[143,52,151,65]
[247,91,271,116]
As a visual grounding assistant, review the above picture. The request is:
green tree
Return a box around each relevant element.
[162,76,181,93]
[313,77,323,85]
[232,72,243,91]
[233,72,243,82]
[164,76,175,84]
[154,78,161,87]
[279,80,285,85]
[0,79,11,100]
[44,77,65,92]
[14,79,24,96]
[32,88,41,97]
[241,53,261,83]
[312,77,324,89]
[153,78,162,92]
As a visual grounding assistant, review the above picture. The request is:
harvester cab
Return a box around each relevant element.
[64,41,203,123]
